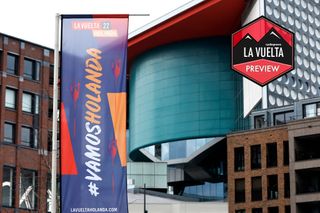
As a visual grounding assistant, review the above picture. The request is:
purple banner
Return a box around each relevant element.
[60,15,128,213]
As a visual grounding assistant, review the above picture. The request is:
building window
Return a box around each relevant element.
[48,131,52,151]
[267,175,278,200]
[49,64,54,85]
[235,178,245,203]
[283,141,289,166]
[251,145,261,170]
[0,50,3,68]
[2,166,15,207]
[236,210,245,213]
[22,92,39,114]
[252,208,262,213]
[48,97,53,118]
[19,169,37,209]
[21,126,38,148]
[268,207,279,213]
[7,53,18,75]
[254,115,265,128]
[251,176,262,201]
[267,143,277,167]
[285,206,290,213]
[274,111,294,125]
[303,102,320,118]
[5,88,17,109]
[284,173,290,198]
[24,58,40,81]
[155,144,161,159]
[234,147,244,172]
[4,122,15,143]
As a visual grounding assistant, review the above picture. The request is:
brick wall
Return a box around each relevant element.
[227,126,290,213]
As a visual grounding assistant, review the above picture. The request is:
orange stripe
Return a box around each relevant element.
[107,93,127,167]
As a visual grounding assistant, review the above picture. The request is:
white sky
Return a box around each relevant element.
[0,0,191,48]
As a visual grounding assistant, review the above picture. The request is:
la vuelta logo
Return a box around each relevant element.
[232,16,294,86]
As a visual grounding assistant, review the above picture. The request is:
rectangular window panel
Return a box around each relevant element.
[284,173,290,198]
[274,111,294,125]
[5,88,16,109]
[24,59,33,79]
[34,129,39,149]
[34,95,40,114]
[252,208,262,213]
[268,175,278,200]
[22,93,32,113]
[235,178,245,203]
[274,113,285,125]
[24,58,40,81]
[234,147,245,172]
[7,54,18,75]
[0,50,3,68]
[21,127,38,148]
[2,166,15,207]
[19,169,37,209]
[35,61,40,80]
[285,206,291,213]
[303,103,318,118]
[4,122,15,143]
[267,143,278,167]
[285,111,294,122]
[48,131,52,151]
[251,176,262,201]
[254,115,265,128]
[283,141,289,166]
[251,145,261,170]
[48,98,53,118]
[49,65,54,85]
[236,210,245,213]
[22,92,40,114]
[268,207,279,213]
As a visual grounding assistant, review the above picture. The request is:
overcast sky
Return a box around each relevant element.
[0,0,191,48]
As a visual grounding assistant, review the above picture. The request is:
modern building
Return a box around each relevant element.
[127,0,246,200]
[228,97,320,213]
[264,0,320,108]
[0,33,55,212]
[242,0,320,114]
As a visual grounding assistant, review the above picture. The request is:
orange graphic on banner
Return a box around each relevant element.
[107,93,127,167]
[61,103,78,175]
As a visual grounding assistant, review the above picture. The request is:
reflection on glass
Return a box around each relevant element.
[2,166,15,207]
[183,182,225,200]
[142,138,213,161]
[303,102,320,118]
[19,169,37,209]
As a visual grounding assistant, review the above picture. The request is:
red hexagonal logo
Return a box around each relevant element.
[232,16,294,86]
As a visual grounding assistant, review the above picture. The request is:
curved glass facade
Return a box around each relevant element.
[129,37,243,160]
[143,138,213,161]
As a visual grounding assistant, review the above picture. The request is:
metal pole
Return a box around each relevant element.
[144,183,147,213]
[51,13,60,213]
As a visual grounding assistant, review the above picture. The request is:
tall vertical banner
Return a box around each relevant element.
[60,15,128,213]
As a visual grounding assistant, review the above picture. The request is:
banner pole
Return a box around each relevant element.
[51,13,60,213]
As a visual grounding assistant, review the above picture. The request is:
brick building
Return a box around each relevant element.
[228,126,290,213]
[228,98,320,213]
[0,33,56,212]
